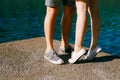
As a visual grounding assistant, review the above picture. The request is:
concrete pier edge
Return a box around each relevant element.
[0,37,120,80]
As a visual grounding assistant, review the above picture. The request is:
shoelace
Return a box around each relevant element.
[52,52,60,60]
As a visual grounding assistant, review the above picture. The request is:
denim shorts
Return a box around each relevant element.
[45,0,75,7]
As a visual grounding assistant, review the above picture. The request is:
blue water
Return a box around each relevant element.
[0,0,120,56]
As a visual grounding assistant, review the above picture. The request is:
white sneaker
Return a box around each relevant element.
[44,50,64,64]
[84,45,102,60]
[68,48,86,63]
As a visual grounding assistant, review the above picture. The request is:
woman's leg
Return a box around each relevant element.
[84,0,102,60]
[74,0,88,52]
[88,0,101,50]
[68,0,88,63]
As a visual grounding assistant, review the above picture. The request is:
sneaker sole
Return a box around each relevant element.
[44,56,64,65]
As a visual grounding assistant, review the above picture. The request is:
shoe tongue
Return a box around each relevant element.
[45,50,54,55]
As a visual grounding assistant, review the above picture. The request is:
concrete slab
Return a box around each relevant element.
[0,37,120,80]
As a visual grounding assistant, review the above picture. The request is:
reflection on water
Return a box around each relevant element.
[0,0,120,56]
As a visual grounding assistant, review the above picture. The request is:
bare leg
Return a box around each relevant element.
[60,6,75,48]
[88,0,101,50]
[44,7,59,52]
[74,1,88,52]
[84,0,101,60]
[68,0,89,63]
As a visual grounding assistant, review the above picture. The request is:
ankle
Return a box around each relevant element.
[90,44,98,50]
[74,47,83,52]
[60,44,69,49]
[45,48,54,53]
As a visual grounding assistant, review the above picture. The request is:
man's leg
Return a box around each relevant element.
[44,7,64,64]
[60,6,75,48]
[44,6,59,52]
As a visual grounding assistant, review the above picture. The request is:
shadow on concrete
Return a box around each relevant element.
[76,55,120,64]
[59,54,71,64]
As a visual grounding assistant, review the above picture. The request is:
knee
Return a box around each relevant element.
[46,7,59,18]
[76,3,88,15]
[64,7,75,17]
[77,7,87,14]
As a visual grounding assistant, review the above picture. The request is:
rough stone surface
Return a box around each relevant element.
[0,37,120,80]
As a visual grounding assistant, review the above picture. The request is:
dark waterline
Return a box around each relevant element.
[0,0,120,56]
